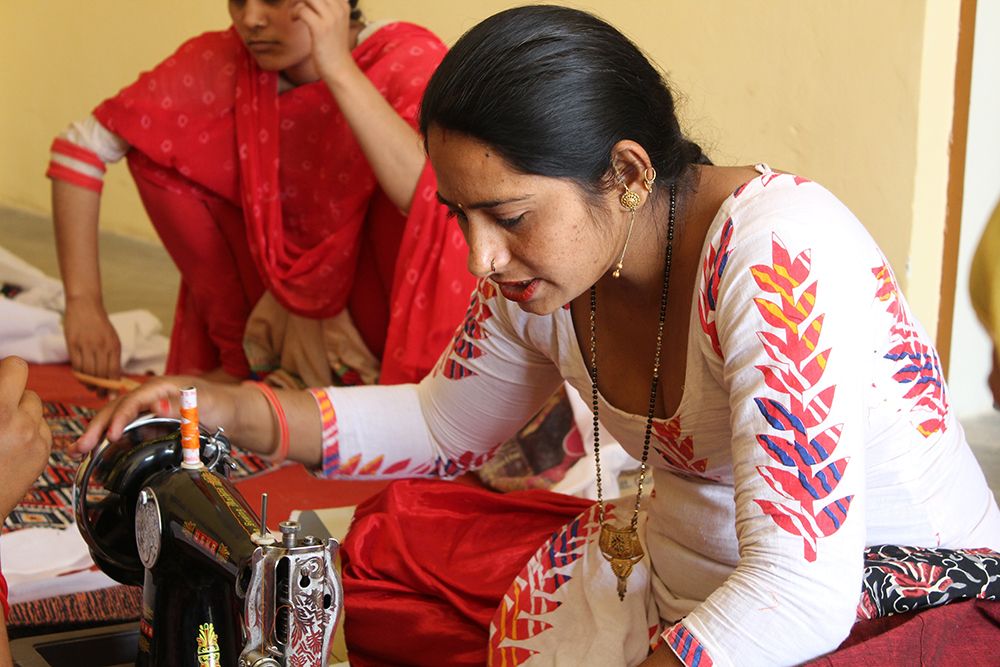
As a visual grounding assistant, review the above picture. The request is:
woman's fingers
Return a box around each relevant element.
[38,416,53,452]
[0,357,28,410]
[74,396,122,454]
[74,380,180,453]
[18,386,43,422]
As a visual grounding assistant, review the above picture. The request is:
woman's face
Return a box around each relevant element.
[428,127,619,315]
[229,0,313,75]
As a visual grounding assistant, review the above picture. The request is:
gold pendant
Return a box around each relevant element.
[599,523,644,601]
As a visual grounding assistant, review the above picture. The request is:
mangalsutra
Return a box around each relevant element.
[590,182,676,600]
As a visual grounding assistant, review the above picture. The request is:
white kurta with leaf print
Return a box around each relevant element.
[313,166,1000,666]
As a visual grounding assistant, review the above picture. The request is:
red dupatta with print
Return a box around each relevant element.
[94,24,473,382]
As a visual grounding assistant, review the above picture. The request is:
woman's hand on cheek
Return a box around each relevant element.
[292,0,356,84]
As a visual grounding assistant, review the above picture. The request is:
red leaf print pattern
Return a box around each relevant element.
[652,417,708,475]
[410,446,500,478]
[434,279,496,380]
[699,218,734,357]
[336,452,413,477]
[872,262,948,437]
[750,233,852,562]
[489,503,605,663]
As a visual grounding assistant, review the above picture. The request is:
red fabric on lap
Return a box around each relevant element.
[340,479,592,667]
[806,599,1000,666]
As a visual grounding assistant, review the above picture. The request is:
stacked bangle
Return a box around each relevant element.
[242,381,290,464]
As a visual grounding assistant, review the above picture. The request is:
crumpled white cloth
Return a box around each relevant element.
[0,526,117,604]
[0,244,167,374]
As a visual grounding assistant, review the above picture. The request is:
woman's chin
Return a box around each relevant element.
[510,291,566,317]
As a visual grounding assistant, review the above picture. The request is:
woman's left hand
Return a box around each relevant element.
[293,0,357,84]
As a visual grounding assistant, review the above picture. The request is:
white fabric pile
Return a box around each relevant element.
[0,244,168,374]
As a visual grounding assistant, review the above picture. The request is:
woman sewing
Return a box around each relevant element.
[77,6,1000,666]
[48,0,473,387]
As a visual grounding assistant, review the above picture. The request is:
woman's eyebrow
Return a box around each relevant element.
[436,193,533,210]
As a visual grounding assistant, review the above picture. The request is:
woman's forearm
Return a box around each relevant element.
[234,384,324,468]
[322,63,426,213]
[52,179,104,304]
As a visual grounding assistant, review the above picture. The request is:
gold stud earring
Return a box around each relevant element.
[613,185,640,278]
[642,167,657,193]
[619,188,641,211]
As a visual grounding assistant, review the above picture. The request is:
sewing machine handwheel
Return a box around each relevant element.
[73,415,232,585]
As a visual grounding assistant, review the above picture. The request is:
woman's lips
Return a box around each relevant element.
[246,40,280,53]
[496,279,539,303]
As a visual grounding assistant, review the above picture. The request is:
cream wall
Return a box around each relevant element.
[949,0,1000,417]
[0,2,230,239]
[1,1,961,332]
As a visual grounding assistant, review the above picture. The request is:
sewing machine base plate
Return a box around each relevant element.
[10,621,138,667]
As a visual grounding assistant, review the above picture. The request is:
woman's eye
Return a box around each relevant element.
[496,213,526,229]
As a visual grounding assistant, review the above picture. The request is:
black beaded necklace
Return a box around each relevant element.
[589,182,676,600]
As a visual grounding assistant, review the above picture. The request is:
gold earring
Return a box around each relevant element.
[619,188,641,211]
[613,186,640,278]
[642,167,657,193]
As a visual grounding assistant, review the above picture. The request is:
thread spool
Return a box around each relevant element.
[180,386,202,469]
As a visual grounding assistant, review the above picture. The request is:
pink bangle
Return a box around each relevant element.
[242,381,290,464]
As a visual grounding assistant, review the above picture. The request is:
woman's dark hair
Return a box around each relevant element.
[420,5,710,197]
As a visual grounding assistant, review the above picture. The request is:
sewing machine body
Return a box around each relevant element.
[74,416,342,667]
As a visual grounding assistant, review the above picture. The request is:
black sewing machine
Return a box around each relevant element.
[72,415,342,667]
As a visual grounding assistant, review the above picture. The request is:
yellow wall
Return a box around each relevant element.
[1,1,961,329]
[0,1,230,238]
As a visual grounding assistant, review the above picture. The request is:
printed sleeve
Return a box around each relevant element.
[669,182,874,665]
[310,280,564,479]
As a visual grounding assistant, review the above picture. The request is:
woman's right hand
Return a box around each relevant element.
[72,376,238,455]
[64,296,122,381]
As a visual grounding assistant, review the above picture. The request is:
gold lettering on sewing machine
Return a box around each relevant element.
[197,622,220,666]
[181,517,235,566]
[200,471,259,536]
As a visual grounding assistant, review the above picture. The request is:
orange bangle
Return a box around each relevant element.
[242,381,290,464]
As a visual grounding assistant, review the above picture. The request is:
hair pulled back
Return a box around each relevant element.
[420,5,709,196]
[348,0,362,22]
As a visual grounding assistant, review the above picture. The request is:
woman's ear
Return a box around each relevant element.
[610,140,653,201]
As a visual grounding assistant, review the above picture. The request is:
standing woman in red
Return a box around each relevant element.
[48,0,473,387]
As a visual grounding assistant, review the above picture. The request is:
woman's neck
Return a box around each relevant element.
[599,167,700,304]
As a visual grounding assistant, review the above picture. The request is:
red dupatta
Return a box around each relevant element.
[94,24,473,382]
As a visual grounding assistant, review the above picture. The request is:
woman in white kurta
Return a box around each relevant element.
[78,6,1000,666]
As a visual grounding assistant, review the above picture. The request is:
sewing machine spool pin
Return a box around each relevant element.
[253,493,276,546]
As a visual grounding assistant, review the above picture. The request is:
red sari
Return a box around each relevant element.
[93,24,473,382]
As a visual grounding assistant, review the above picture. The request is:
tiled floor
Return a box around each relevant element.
[1,205,999,495]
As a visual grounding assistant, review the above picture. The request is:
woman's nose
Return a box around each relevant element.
[466,222,504,278]
[238,0,268,30]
